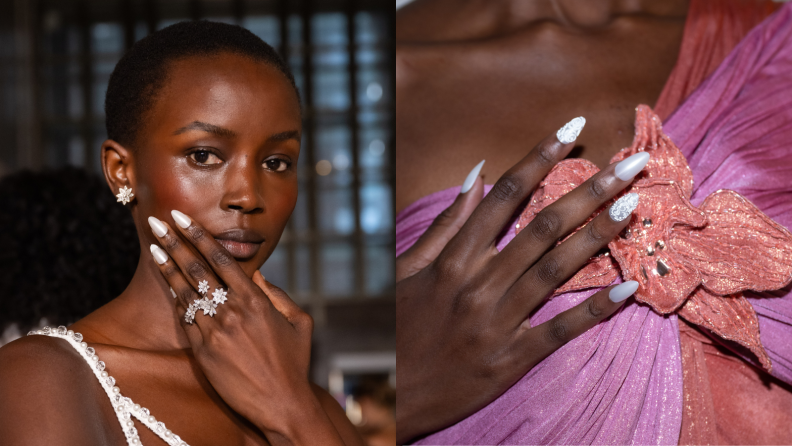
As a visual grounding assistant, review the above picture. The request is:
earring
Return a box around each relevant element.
[116,185,134,205]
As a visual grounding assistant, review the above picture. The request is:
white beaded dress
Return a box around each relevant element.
[28,326,190,446]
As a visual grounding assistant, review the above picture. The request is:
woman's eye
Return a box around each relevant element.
[189,150,222,165]
[264,159,290,172]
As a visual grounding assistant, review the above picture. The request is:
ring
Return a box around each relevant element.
[184,286,228,324]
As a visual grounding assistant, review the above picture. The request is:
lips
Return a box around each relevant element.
[212,229,265,260]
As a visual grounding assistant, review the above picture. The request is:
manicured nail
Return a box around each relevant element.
[609,193,639,222]
[148,216,168,237]
[614,152,650,181]
[461,160,485,194]
[171,210,191,229]
[556,117,586,144]
[170,287,177,298]
[150,244,168,264]
[609,280,639,303]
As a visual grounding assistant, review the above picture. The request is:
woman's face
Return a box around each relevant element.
[129,52,301,277]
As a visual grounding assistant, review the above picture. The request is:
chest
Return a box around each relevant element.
[395,17,684,212]
[97,348,269,446]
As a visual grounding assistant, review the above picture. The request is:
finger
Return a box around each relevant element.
[493,151,650,283]
[396,161,485,282]
[501,192,639,319]
[445,117,585,259]
[148,215,224,295]
[517,281,638,369]
[253,271,311,330]
[149,244,207,343]
[168,210,251,287]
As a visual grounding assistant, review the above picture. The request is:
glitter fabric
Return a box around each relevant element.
[515,105,792,372]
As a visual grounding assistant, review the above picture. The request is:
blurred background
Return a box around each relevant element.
[0,0,394,444]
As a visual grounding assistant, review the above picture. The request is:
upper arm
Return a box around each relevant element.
[311,383,366,446]
[0,336,122,445]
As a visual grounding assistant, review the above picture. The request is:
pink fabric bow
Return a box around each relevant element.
[516,105,792,372]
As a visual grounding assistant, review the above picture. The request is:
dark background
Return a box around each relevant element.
[0,0,394,437]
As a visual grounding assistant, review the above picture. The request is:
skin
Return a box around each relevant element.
[395,0,689,442]
[0,52,365,446]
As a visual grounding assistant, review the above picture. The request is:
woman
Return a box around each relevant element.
[0,21,365,446]
[396,0,792,444]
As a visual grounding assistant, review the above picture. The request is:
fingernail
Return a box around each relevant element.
[170,287,177,298]
[148,216,168,237]
[614,152,650,181]
[556,116,586,144]
[461,160,485,194]
[609,193,639,222]
[150,244,168,264]
[171,210,191,229]
[609,280,639,303]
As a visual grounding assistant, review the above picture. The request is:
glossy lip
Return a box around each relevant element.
[212,228,265,260]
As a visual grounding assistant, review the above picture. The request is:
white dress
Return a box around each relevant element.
[28,326,190,446]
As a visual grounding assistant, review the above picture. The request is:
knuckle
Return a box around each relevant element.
[431,255,465,281]
[186,261,209,279]
[585,219,608,245]
[584,297,606,320]
[535,143,558,166]
[211,249,234,267]
[434,206,458,227]
[162,265,180,278]
[535,256,563,286]
[586,176,610,201]
[529,211,562,242]
[188,225,206,242]
[490,175,523,203]
[546,316,570,345]
[163,235,180,251]
[450,286,478,316]
[179,287,199,304]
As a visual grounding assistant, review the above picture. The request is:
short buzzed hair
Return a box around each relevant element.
[105,20,300,147]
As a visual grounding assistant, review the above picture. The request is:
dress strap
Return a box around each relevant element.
[28,326,189,446]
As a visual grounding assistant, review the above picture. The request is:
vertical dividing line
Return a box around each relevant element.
[386,5,395,291]
[301,0,324,326]
[77,0,94,172]
[346,0,365,298]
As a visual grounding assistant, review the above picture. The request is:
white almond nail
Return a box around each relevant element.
[150,244,168,265]
[609,193,639,222]
[171,210,191,229]
[609,281,639,302]
[614,152,650,181]
[148,216,168,237]
[556,117,586,144]
[461,160,485,194]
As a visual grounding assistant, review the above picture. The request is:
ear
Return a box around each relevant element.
[101,139,135,199]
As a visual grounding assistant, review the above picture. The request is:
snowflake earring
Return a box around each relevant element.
[116,185,134,205]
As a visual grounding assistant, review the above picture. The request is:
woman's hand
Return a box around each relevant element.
[147,212,354,446]
[395,118,648,443]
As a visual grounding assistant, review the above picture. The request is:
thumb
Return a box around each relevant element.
[396,160,485,281]
[253,271,307,326]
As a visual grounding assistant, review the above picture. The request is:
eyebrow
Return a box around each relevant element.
[173,121,237,138]
[173,121,300,143]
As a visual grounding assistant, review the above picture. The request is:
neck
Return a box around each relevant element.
[72,247,193,351]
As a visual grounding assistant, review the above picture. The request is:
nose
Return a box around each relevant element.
[220,157,264,214]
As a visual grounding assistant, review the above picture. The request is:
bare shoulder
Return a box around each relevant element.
[311,383,366,446]
[0,335,124,445]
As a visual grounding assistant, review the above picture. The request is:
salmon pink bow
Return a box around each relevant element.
[516,105,792,372]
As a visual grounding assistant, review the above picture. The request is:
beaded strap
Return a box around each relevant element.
[28,326,189,446]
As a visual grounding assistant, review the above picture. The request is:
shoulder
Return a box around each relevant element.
[311,383,366,446]
[0,334,122,444]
